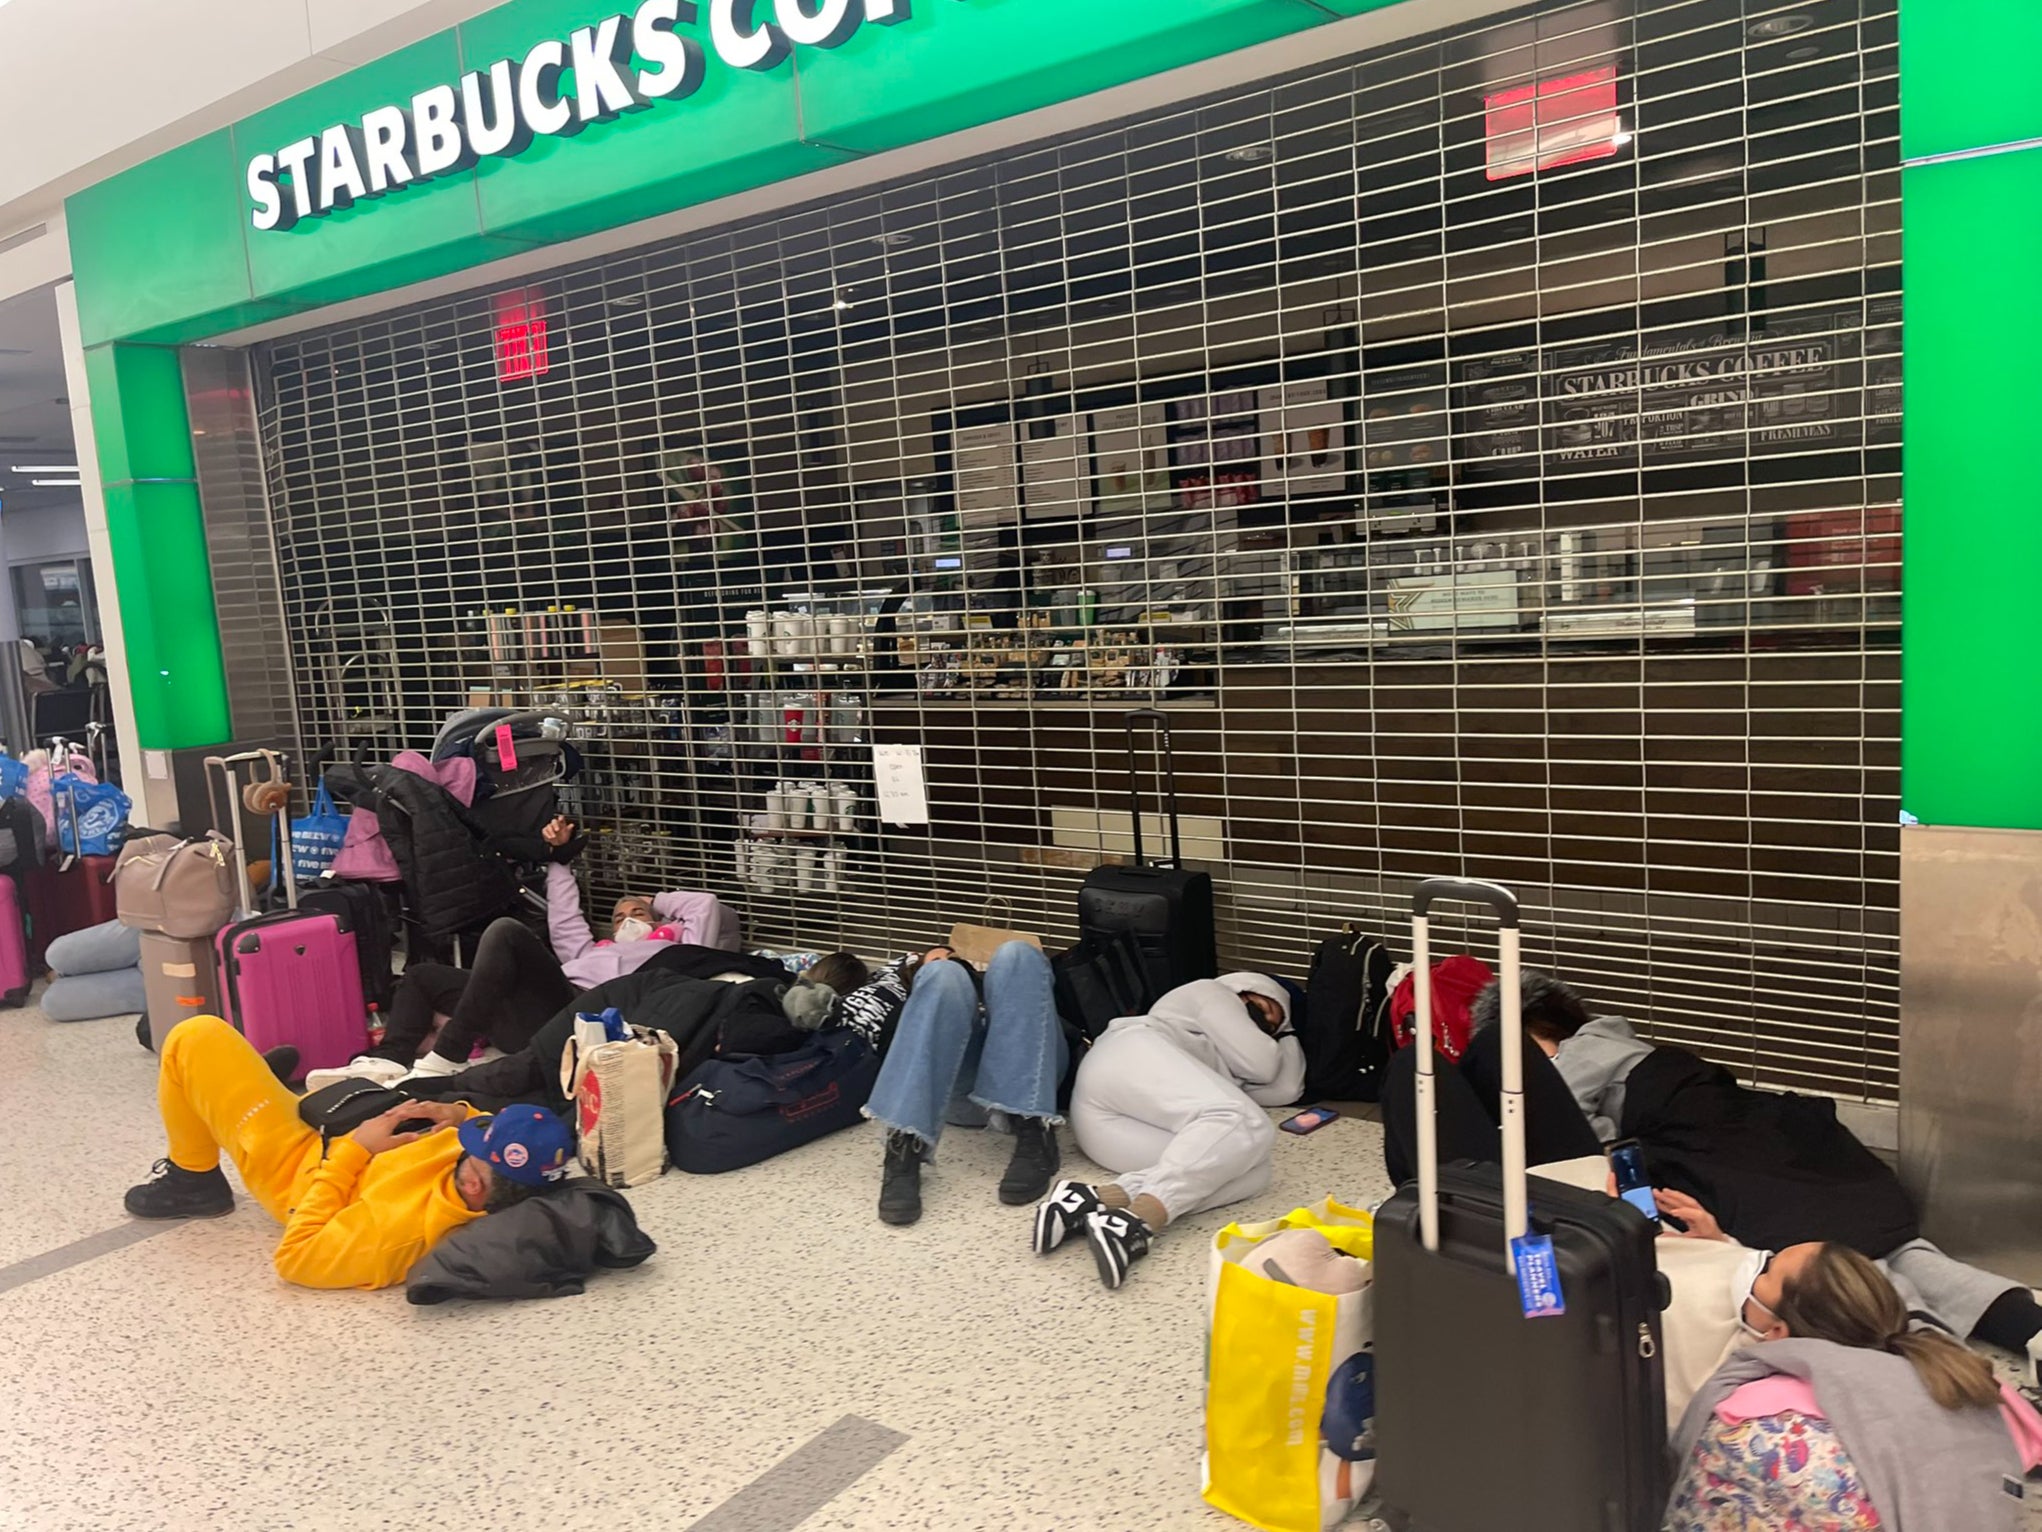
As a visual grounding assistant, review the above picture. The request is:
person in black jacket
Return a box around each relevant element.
[397,961,803,1115]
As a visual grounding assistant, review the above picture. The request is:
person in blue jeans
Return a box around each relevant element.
[860,941,1067,1227]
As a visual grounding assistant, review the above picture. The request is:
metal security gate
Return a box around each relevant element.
[252,0,1901,1100]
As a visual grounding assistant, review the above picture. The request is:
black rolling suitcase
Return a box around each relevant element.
[298,880,399,1013]
[1373,878,1667,1532]
[1076,709,1216,997]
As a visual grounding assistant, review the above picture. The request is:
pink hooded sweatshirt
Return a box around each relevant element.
[545,863,737,990]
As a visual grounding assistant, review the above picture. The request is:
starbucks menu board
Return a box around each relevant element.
[1456,299,1900,479]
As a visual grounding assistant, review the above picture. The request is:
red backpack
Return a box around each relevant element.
[1388,955,1495,1064]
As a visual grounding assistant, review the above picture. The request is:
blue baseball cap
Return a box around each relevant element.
[457,1106,575,1188]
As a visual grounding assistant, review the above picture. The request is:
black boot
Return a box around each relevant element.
[878,1131,924,1226]
[998,1117,1061,1205]
[124,1160,234,1220]
[263,1046,301,1086]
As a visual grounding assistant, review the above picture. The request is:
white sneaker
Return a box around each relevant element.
[304,1056,408,1092]
[404,1052,465,1080]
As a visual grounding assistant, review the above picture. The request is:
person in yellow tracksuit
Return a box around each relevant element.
[124,1016,575,1291]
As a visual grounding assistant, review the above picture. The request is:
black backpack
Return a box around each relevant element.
[1301,928,1397,1102]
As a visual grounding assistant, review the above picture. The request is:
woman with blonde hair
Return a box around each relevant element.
[1667,1241,2039,1530]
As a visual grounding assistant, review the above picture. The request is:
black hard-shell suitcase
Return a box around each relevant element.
[1372,878,1667,1532]
[298,880,398,1013]
[1076,710,1216,997]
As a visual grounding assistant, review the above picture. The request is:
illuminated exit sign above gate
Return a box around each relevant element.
[246,0,927,232]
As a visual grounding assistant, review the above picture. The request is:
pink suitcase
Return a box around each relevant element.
[203,750,370,1070]
[216,910,369,1071]
[0,873,31,1007]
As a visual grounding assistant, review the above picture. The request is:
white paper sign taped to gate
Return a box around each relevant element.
[872,744,931,826]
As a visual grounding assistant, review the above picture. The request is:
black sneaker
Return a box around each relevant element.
[998,1117,1061,1205]
[124,1160,234,1220]
[1084,1206,1152,1290]
[263,1046,301,1086]
[878,1131,924,1227]
[1032,1179,1102,1255]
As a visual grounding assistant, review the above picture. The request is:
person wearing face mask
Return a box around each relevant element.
[1666,1241,2042,1532]
[308,817,737,1087]
[1036,974,1305,1290]
[1523,1157,2042,1436]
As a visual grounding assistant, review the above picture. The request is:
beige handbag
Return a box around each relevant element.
[114,833,238,939]
[947,899,1042,971]
[560,1016,679,1188]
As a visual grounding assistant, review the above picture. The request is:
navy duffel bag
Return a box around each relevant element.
[665,1029,881,1174]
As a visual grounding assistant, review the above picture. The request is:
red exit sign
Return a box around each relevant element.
[494,289,551,380]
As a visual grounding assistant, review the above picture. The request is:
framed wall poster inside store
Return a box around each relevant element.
[1090,405,1171,515]
[1264,379,1349,498]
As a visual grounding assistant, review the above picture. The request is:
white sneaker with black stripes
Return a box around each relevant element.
[1031,1179,1101,1255]
[1084,1206,1153,1290]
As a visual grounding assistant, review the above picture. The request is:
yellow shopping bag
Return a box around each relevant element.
[1203,1199,1375,1532]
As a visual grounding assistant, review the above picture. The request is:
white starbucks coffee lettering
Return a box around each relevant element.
[246,0,949,231]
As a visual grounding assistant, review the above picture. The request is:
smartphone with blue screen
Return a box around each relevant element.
[1606,1138,1660,1225]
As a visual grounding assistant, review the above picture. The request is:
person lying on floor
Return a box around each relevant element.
[124,1016,574,1291]
[308,816,737,1088]
[826,943,1066,1229]
[1382,977,2042,1389]
[394,952,803,1116]
[1033,973,1304,1290]
[1480,971,1919,1258]
[1665,1242,2039,1532]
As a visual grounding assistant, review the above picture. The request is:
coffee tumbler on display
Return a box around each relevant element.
[822,846,844,894]
[830,783,857,833]
[794,845,819,894]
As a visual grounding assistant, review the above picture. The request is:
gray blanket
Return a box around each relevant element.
[1673,1338,2021,1531]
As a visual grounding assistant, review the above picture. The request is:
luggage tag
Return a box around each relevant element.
[1511,1233,1566,1319]
[495,723,518,771]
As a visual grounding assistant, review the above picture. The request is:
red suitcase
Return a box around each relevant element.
[25,856,120,963]
[207,751,370,1071]
[0,873,32,1007]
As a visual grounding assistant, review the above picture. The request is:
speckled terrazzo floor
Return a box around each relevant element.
[0,1000,1395,1532]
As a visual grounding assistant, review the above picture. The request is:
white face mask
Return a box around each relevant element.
[1730,1248,1777,1345]
[614,917,653,944]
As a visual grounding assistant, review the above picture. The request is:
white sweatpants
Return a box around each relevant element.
[1070,1020,1277,1224]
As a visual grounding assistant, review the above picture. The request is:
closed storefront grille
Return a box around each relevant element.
[252,0,1901,1100]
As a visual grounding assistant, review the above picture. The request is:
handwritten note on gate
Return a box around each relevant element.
[872,745,931,826]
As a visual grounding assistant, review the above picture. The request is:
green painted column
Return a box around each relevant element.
[82,343,232,749]
[1900,0,2042,828]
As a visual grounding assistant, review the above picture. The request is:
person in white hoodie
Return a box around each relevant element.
[1034,973,1305,1289]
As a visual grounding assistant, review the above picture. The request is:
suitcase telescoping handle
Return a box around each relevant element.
[204,751,297,918]
[1123,708,1186,869]
[1411,877,1526,1271]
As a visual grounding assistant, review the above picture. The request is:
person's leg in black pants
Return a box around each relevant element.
[369,964,471,1064]
[1379,1030,1605,1186]
[1457,1026,1604,1165]
[425,918,577,1064]
[1380,1046,1515,1187]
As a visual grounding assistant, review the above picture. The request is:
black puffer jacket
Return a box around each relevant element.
[405,1180,654,1304]
[327,762,522,938]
